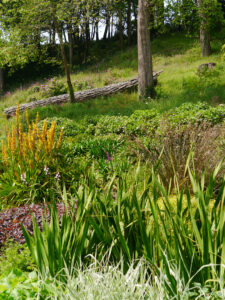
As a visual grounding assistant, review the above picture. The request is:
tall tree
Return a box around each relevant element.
[197,0,211,56]
[49,0,75,102]
[138,0,154,99]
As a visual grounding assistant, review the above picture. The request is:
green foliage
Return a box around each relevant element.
[0,269,38,299]
[73,79,94,91]
[38,117,85,137]
[166,102,225,126]
[39,103,224,138]
[40,78,67,97]
[0,242,33,275]
[1,100,224,206]
[22,164,225,295]
[22,194,91,280]
[0,116,77,205]
[71,137,123,159]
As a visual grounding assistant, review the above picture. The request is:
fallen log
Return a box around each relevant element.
[4,71,162,118]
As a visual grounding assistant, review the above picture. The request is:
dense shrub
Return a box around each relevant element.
[166,102,225,127]
[93,115,129,135]
[34,103,225,139]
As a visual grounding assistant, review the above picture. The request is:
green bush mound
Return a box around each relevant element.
[167,102,225,126]
[40,102,225,139]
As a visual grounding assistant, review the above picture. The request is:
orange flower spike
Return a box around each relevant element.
[19,123,23,144]
[12,126,16,154]
[7,132,11,151]
[28,125,31,137]
[14,170,19,180]
[50,121,56,151]
[57,127,64,149]
[22,134,27,157]
[35,153,39,162]
[32,122,36,134]
[41,120,47,142]
[38,138,43,151]
[19,143,23,158]
[31,134,36,151]
[28,160,33,168]
[25,110,29,127]
[46,130,51,153]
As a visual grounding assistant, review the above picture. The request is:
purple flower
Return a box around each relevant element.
[74,199,78,210]
[106,152,111,162]
[6,91,11,96]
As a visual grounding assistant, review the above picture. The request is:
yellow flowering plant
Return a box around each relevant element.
[0,105,66,204]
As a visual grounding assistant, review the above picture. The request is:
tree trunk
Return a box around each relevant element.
[127,0,132,45]
[5,73,161,118]
[68,24,73,71]
[91,23,96,40]
[84,20,90,63]
[75,26,82,65]
[111,15,114,38]
[62,26,67,43]
[197,0,211,56]
[118,10,123,50]
[95,21,99,41]
[103,14,110,39]
[50,2,75,102]
[133,0,138,35]
[52,25,56,45]
[200,25,211,56]
[108,16,111,39]
[138,0,154,99]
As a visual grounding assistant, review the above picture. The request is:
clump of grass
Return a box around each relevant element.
[1,257,225,299]
[131,121,225,191]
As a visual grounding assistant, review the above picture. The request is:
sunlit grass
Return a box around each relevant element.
[1,33,225,135]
